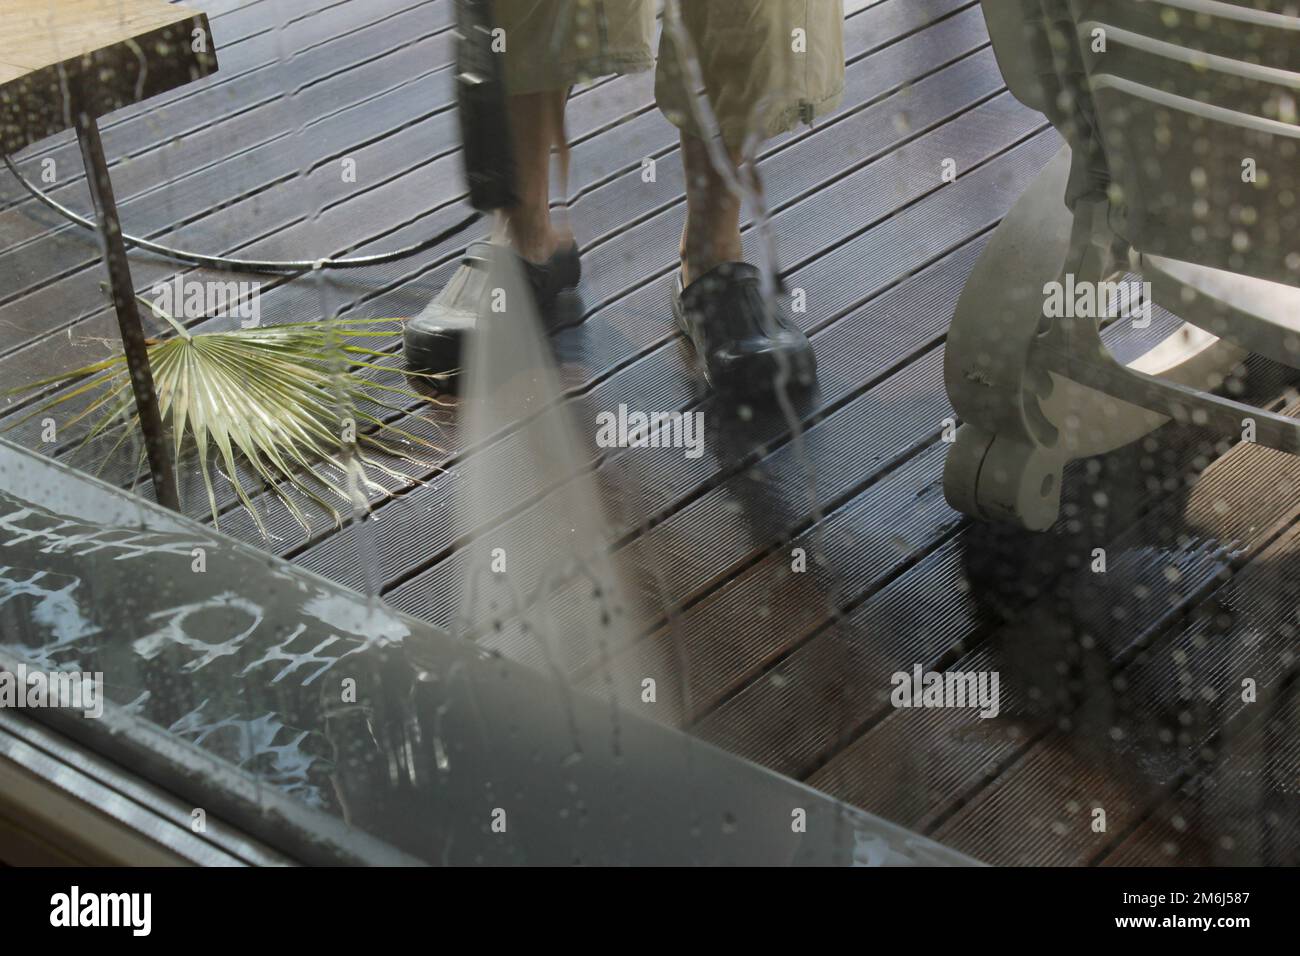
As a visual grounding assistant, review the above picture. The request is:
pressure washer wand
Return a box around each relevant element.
[454,0,518,214]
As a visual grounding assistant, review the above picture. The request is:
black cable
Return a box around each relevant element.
[2,153,483,275]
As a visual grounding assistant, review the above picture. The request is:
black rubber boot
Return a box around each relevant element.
[403,239,581,375]
[671,262,817,395]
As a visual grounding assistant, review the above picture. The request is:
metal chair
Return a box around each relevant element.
[1,0,218,511]
[944,0,1300,530]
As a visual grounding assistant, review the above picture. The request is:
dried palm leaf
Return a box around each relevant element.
[6,298,448,537]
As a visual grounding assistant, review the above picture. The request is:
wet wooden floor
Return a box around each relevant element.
[1,0,1297,865]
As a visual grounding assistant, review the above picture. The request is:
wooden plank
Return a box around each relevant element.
[0,62,26,85]
[0,43,465,364]
[265,99,1046,587]
[202,27,1001,542]
[198,38,1004,551]
[930,512,1300,866]
[0,0,218,154]
[377,129,1060,633]
[147,95,1031,566]
[0,2,460,324]
[3,0,1296,866]
[1101,685,1300,866]
[2,1,199,70]
[1,1,989,484]
[802,400,1300,862]
[0,0,450,240]
[0,1,451,210]
[566,303,1208,723]
[0,0,968,368]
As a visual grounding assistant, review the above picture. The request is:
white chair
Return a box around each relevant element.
[945,0,1300,530]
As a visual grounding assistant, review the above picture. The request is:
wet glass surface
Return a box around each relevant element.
[0,0,1297,866]
[0,441,975,864]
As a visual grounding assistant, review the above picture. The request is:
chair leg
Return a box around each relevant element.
[944,145,1253,530]
[944,145,1074,530]
[943,423,1065,531]
[942,422,994,520]
[73,102,179,511]
[975,431,1064,532]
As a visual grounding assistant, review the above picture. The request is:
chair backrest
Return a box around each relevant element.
[979,0,1060,115]
[984,0,1300,288]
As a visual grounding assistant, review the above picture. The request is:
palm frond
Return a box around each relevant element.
[6,303,450,537]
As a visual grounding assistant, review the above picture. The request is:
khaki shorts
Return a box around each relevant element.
[493,0,845,151]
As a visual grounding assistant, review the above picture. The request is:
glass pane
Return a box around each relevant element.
[0,0,1296,870]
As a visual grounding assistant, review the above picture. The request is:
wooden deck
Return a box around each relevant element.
[1,0,1297,865]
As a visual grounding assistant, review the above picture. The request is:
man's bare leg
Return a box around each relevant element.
[403,88,579,375]
[679,131,750,285]
[504,89,574,264]
[672,130,816,394]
